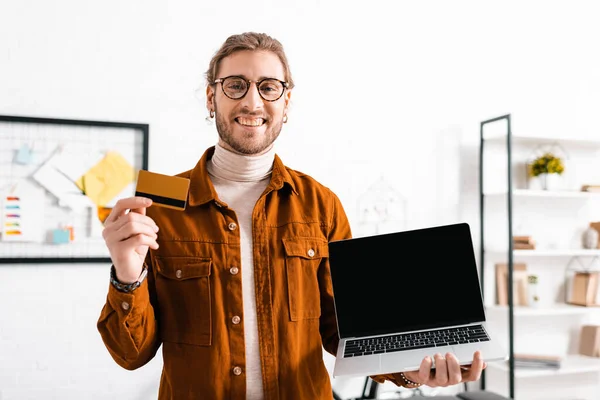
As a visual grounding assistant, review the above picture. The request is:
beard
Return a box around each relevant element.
[214,106,283,155]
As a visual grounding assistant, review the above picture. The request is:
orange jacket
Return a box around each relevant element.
[97,147,402,399]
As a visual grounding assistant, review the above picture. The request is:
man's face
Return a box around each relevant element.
[206,50,291,156]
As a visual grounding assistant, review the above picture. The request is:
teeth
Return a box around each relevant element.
[237,117,264,127]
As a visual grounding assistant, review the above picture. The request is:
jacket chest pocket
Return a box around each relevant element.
[283,237,329,321]
[154,256,212,346]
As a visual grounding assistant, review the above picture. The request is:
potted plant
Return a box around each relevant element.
[527,274,540,307]
[527,152,565,190]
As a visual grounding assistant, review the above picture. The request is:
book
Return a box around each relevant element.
[514,353,562,369]
[513,235,534,244]
[581,185,600,192]
[496,263,528,306]
[514,361,561,369]
[569,272,600,306]
[591,222,600,248]
[514,242,536,250]
[579,325,600,357]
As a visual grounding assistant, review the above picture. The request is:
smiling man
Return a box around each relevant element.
[209,50,288,155]
[97,32,486,400]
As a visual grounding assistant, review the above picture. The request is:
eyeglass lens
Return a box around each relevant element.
[221,77,284,101]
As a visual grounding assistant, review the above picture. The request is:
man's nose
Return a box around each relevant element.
[240,82,264,110]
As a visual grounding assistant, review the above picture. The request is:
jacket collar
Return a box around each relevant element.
[188,146,298,207]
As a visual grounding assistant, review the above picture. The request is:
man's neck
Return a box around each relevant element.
[208,143,275,182]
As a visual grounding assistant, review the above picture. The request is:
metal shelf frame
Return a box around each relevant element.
[479,114,515,399]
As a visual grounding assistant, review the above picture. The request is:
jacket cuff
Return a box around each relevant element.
[106,277,150,318]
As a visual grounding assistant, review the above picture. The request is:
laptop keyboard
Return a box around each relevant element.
[343,325,490,358]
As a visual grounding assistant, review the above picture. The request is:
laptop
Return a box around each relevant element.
[328,222,508,377]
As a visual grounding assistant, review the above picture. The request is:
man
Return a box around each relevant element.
[97,32,486,399]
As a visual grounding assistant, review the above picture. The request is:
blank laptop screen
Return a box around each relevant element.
[328,223,486,339]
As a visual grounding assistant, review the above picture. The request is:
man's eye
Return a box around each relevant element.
[260,86,277,93]
[227,83,245,91]
[260,83,279,92]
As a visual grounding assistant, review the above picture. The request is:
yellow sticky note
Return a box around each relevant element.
[76,151,135,207]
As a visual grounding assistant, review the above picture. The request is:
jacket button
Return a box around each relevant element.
[175,269,182,279]
[232,315,241,324]
[232,366,242,375]
[229,267,239,275]
[228,222,237,231]
[307,248,315,257]
[121,301,130,311]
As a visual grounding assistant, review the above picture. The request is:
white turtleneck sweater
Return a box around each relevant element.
[206,143,274,400]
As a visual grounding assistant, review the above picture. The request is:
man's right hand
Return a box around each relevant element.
[102,196,159,284]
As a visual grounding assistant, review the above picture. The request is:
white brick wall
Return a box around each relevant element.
[0,265,162,400]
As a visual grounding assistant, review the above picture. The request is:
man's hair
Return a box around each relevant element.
[205,32,295,89]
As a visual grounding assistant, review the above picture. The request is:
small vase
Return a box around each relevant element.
[539,173,562,191]
[583,227,600,249]
[528,283,540,307]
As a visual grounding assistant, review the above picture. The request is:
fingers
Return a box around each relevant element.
[106,197,153,224]
[406,355,432,385]
[117,220,158,244]
[429,353,449,387]
[406,351,486,388]
[462,351,485,382]
[104,211,158,240]
[445,353,463,385]
[418,352,473,388]
[111,211,159,235]
[112,231,159,252]
[102,197,159,251]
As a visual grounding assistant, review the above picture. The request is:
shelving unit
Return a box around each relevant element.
[487,354,600,378]
[482,132,600,147]
[479,114,600,399]
[486,249,600,258]
[486,303,592,317]
[485,189,600,199]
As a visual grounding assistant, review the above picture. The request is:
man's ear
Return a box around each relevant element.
[283,88,292,112]
[206,85,215,112]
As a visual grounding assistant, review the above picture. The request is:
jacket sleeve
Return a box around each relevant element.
[96,253,161,370]
[320,191,352,357]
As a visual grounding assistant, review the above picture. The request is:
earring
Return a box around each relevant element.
[205,110,215,125]
[283,114,288,124]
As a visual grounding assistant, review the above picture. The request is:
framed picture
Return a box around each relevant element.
[0,114,149,263]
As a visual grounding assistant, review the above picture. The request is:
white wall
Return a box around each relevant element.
[1,0,600,399]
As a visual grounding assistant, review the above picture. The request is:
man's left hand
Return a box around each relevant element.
[396,350,487,388]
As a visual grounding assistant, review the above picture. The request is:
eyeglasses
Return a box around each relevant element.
[213,76,288,102]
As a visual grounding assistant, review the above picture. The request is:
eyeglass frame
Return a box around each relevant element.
[213,75,289,102]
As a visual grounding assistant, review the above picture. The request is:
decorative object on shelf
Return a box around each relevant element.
[579,325,600,357]
[590,222,600,249]
[513,235,536,250]
[527,274,540,307]
[582,225,600,249]
[527,152,565,191]
[514,353,562,369]
[495,263,528,306]
[567,271,600,306]
[581,184,600,192]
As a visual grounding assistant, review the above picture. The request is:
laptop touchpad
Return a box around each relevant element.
[337,353,381,376]
[380,345,455,373]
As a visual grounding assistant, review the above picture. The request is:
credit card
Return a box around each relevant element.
[135,170,191,211]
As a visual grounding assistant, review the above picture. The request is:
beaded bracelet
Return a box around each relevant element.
[110,265,148,293]
[398,372,422,388]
